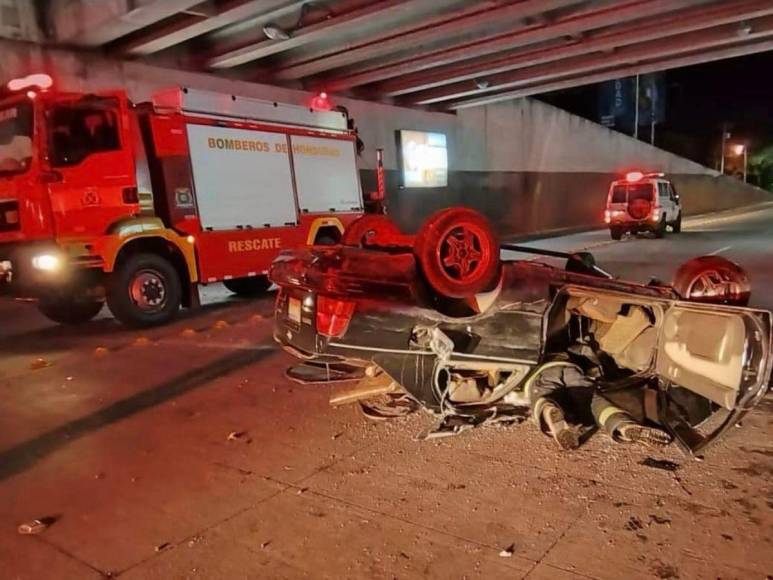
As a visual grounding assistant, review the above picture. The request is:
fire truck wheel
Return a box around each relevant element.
[223,276,271,296]
[414,207,500,299]
[38,294,104,325]
[107,253,182,327]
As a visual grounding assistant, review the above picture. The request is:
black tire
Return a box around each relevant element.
[38,294,103,325]
[654,218,667,238]
[223,276,271,296]
[314,234,339,246]
[414,207,500,299]
[342,214,404,248]
[106,253,182,328]
[672,212,682,233]
[610,227,623,241]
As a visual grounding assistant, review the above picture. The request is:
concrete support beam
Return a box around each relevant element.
[0,0,41,42]
[272,0,584,81]
[120,0,307,55]
[405,12,773,105]
[208,0,421,69]
[48,0,205,46]
[318,0,709,93]
[379,0,773,99]
[449,37,773,109]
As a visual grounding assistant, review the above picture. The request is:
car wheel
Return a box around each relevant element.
[341,214,405,248]
[223,276,271,296]
[414,207,500,299]
[654,217,667,238]
[610,227,623,241]
[38,294,103,325]
[672,256,750,306]
[672,212,682,233]
[107,253,182,327]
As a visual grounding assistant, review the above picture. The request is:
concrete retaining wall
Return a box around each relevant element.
[1,39,769,237]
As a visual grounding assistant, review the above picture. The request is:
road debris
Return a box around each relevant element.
[499,544,515,558]
[640,458,680,472]
[227,431,250,442]
[17,517,56,535]
[180,328,196,337]
[29,357,52,370]
[417,407,528,441]
[187,535,203,547]
[359,393,420,422]
[155,542,170,552]
[213,320,229,329]
[94,346,109,357]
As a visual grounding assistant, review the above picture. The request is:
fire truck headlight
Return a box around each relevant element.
[31,254,62,272]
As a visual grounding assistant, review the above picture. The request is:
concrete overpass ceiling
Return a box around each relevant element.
[29,0,773,109]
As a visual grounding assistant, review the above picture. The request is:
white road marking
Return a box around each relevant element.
[709,245,732,256]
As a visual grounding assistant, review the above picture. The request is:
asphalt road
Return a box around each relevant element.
[1,203,772,579]
[506,201,773,310]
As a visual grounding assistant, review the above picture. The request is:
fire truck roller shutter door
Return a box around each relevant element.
[186,124,297,230]
[290,135,363,214]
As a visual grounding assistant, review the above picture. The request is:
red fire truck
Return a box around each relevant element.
[0,75,364,327]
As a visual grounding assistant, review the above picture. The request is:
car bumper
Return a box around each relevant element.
[609,219,659,231]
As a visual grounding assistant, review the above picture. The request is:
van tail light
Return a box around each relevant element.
[316,295,355,337]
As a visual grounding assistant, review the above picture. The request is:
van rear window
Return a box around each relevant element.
[612,183,654,203]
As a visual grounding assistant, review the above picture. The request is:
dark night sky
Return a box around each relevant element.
[537,50,773,167]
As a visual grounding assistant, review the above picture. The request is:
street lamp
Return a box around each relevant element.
[729,143,748,182]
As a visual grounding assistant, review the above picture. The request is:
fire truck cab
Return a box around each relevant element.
[0,76,364,327]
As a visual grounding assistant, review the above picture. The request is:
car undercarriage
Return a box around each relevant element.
[270,209,771,456]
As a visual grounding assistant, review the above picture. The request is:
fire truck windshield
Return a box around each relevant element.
[0,101,33,175]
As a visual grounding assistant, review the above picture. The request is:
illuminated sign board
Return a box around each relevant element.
[398,130,448,188]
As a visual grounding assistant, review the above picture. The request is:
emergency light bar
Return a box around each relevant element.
[7,73,53,92]
[624,171,665,182]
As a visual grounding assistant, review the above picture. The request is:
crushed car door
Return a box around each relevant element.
[655,302,772,453]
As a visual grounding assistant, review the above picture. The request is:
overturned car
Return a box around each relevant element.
[269,208,771,456]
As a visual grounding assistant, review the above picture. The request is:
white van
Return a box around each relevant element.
[604,172,682,240]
